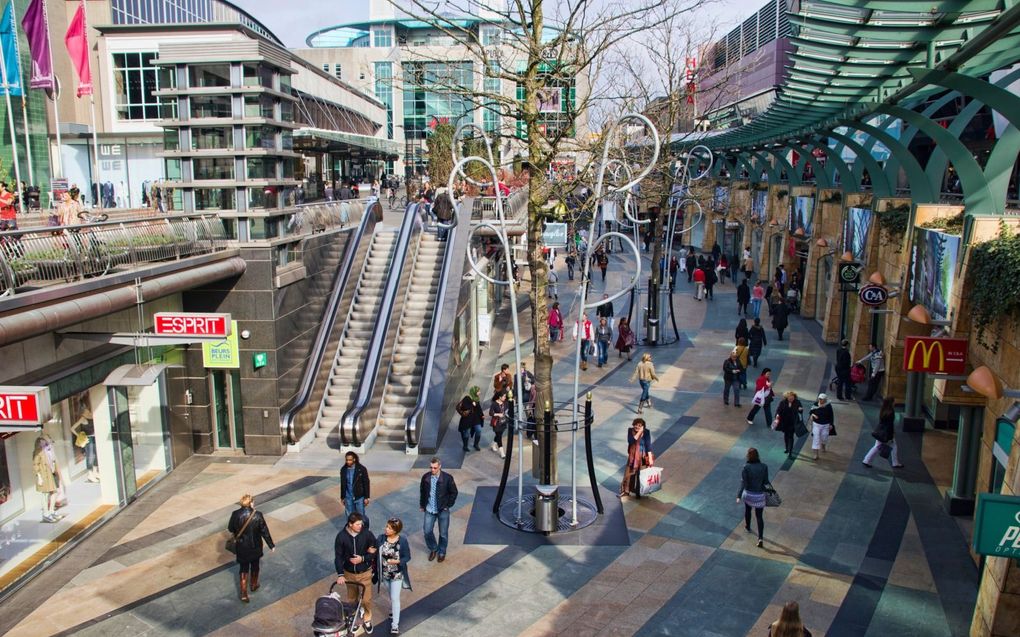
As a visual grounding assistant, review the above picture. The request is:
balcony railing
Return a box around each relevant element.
[0,215,229,297]
[471,190,529,222]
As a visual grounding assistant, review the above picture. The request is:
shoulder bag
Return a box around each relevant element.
[764,484,782,507]
[226,510,256,554]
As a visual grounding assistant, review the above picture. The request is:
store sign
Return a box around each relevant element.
[154,312,231,338]
[839,262,861,284]
[973,494,1020,558]
[202,321,240,369]
[902,336,967,374]
[0,386,51,427]
[252,352,268,370]
[542,222,568,248]
[858,284,888,306]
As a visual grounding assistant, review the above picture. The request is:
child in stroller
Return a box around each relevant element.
[313,580,367,637]
[785,287,801,315]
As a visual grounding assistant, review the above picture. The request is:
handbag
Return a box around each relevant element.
[764,484,782,507]
[74,430,89,448]
[828,423,837,436]
[638,466,663,496]
[878,443,892,459]
[752,388,767,406]
[794,416,808,438]
[226,510,256,554]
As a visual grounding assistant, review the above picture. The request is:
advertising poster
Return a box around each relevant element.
[911,228,961,321]
[844,207,873,261]
[536,87,561,113]
[790,196,815,235]
[0,438,10,506]
[713,186,729,213]
[750,190,767,225]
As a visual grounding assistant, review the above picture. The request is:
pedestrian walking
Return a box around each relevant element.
[488,392,508,458]
[456,387,484,452]
[718,255,730,284]
[834,339,853,400]
[736,447,770,548]
[548,302,564,342]
[595,317,612,368]
[773,391,804,457]
[711,241,721,262]
[735,318,749,345]
[723,351,744,407]
[547,269,559,299]
[618,418,653,498]
[573,314,595,371]
[334,512,377,632]
[742,253,755,281]
[751,280,765,319]
[862,397,904,468]
[809,394,834,461]
[772,298,789,341]
[340,451,371,526]
[493,363,513,395]
[376,518,412,635]
[734,337,750,389]
[596,293,615,329]
[748,318,768,367]
[615,317,636,361]
[768,601,813,636]
[704,264,717,300]
[517,362,537,435]
[737,278,751,317]
[630,353,659,413]
[669,256,680,291]
[565,250,576,280]
[693,266,706,300]
[729,254,740,282]
[857,343,886,401]
[228,494,275,603]
[598,251,609,281]
[746,368,775,426]
[685,251,697,282]
[419,457,458,562]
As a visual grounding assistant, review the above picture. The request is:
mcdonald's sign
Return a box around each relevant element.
[902,337,968,374]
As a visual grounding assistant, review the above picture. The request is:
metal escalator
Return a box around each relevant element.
[280,201,383,447]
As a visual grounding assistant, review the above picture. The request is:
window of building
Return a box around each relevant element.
[245,125,277,150]
[193,157,235,180]
[242,63,273,89]
[192,127,233,150]
[280,101,294,121]
[281,131,293,151]
[112,51,169,120]
[190,95,232,119]
[194,188,235,211]
[374,62,394,139]
[189,63,231,88]
[322,63,330,73]
[279,74,292,93]
[480,26,501,46]
[249,189,281,215]
[334,63,342,80]
[246,158,275,179]
[401,61,474,142]
[275,241,301,266]
[164,158,182,180]
[164,129,181,151]
[373,26,392,48]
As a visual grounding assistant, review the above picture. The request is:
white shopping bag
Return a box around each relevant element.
[639,466,663,496]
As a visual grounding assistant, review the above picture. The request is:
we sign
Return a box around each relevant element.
[0,386,51,427]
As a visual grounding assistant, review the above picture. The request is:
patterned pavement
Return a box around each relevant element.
[0,251,978,636]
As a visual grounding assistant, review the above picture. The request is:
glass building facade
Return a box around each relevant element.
[110,0,282,45]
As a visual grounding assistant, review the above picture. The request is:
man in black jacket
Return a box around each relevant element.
[340,451,371,527]
[834,340,853,400]
[419,457,458,562]
[334,513,377,633]
[737,278,751,317]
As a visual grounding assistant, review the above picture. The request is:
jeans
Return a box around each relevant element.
[751,298,762,319]
[567,265,574,280]
[549,326,561,341]
[460,424,482,450]
[597,341,609,365]
[639,380,651,403]
[387,578,403,629]
[437,225,448,241]
[863,372,884,400]
[84,437,97,470]
[423,509,451,556]
[344,496,368,528]
[724,379,741,405]
[580,339,590,363]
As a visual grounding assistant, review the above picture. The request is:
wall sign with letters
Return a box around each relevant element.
[902,336,967,375]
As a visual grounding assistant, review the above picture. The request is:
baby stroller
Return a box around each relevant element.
[312,580,366,637]
[785,288,801,315]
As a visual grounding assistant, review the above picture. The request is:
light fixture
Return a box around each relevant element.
[905,304,952,326]
[794,227,805,237]
[868,271,886,285]
[240,329,252,340]
[840,250,854,262]
[964,366,1020,400]
[815,238,829,248]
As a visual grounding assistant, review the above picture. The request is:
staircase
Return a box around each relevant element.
[375,233,446,447]
[314,229,397,438]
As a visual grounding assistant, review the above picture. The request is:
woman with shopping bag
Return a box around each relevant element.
[862,397,904,469]
[618,418,654,498]
[745,368,775,426]
[736,447,770,548]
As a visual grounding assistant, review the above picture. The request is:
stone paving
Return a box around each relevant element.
[0,250,978,636]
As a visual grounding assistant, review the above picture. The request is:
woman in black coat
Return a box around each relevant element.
[228,493,275,602]
[457,386,485,452]
[772,299,789,340]
[748,318,768,367]
[735,318,749,345]
[773,391,803,456]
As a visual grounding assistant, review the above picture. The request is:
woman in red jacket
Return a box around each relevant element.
[745,368,775,427]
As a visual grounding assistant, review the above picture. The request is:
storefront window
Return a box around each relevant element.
[192,127,233,150]
[193,158,235,180]
[194,188,235,211]
[190,95,232,119]
[189,63,231,88]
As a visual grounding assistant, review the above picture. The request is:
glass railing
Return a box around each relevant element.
[470,189,529,221]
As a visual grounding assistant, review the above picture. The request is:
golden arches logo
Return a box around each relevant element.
[907,339,945,372]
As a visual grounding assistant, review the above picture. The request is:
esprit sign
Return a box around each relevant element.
[154,313,231,338]
[974,494,1020,559]
[858,284,888,306]
[0,386,51,426]
[902,336,967,375]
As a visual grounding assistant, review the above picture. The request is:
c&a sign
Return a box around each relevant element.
[902,336,967,374]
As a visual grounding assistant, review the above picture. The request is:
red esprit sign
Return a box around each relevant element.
[903,337,968,375]
[153,313,231,338]
[0,386,51,426]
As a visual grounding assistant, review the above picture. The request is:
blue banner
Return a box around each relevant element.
[0,1,23,96]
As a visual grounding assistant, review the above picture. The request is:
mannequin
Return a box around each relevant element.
[33,435,63,523]
[72,404,99,482]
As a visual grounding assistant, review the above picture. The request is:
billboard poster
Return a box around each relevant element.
[713,186,729,213]
[911,228,961,322]
[0,438,10,506]
[750,190,766,225]
[536,87,561,113]
[790,196,815,235]
[843,207,873,261]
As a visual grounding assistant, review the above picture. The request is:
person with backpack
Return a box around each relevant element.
[723,351,744,407]
[456,387,484,452]
[227,494,275,603]
[376,518,412,635]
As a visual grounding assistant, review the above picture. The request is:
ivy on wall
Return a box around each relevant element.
[969,222,1020,352]
[920,212,965,235]
[821,191,842,203]
[875,204,910,247]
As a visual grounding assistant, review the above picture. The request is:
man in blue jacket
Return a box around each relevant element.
[419,457,458,562]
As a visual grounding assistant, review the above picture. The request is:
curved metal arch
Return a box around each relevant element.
[983,126,1020,214]
[749,151,780,183]
[760,147,802,187]
[733,154,757,183]
[838,118,936,203]
[826,129,893,197]
[875,104,993,213]
[789,143,833,189]
[805,137,856,190]
[715,155,738,180]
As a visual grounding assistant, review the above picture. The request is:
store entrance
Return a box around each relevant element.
[211,370,244,450]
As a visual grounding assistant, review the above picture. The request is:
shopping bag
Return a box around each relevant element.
[794,417,809,438]
[878,443,892,459]
[638,466,663,496]
[752,388,767,406]
[850,364,867,384]
[764,484,782,507]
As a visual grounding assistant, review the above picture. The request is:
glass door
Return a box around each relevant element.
[109,387,137,504]
[816,255,832,324]
[211,370,244,450]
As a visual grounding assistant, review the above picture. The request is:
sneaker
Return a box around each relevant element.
[364,621,374,634]
[391,628,399,635]
[746,420,753,425]
[491,443,498,452]
[531,438,539,446]
[756,539,763,548]
[42,514,58,523]
[499,448,506,459]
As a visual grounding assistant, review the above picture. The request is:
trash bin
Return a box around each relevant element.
[534,485,559,533]
[647,318,660,345]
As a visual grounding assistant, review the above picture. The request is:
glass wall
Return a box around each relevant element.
[189,64,231,88]
[245,126,277,150]
[190,95,232,119]
[112,52,170,121]
[194,188,235,210]
[246,158,275,179]
[193,157,234,180]
[191,127,233,150]
[244,95,275,118]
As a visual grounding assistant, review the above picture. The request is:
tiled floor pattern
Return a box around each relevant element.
[0,254,979,636]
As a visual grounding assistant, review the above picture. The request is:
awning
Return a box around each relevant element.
[294,128,402,158]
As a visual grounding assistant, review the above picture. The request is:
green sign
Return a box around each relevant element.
[253,352,268,370]
[202,321,240,369]
[973,493,1020,558]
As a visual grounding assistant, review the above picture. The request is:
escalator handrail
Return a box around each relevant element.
[404,211,459,448]
[280,200,381,444]
[340,203,421,447]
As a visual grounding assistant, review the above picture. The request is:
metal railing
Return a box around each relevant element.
[471,190,528,221]
[280,200,369,239]
[0,215,229,297]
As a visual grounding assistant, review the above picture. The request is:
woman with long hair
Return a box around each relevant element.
[630,353,659,413]
[862,397,904,468]
[768,600,812,636]
[746,368,775,426]
[736,447,769,548]
[615,317,636,361]
[377,517,412,635]
[735,318,749,345]
[619,418,653,498]
[227,494,275,603]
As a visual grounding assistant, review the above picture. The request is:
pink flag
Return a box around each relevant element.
[64,2,91,97]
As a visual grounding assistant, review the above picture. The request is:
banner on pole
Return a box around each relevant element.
[0,1,22,96]
[21,0,53,90]
[64,2,91,97]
